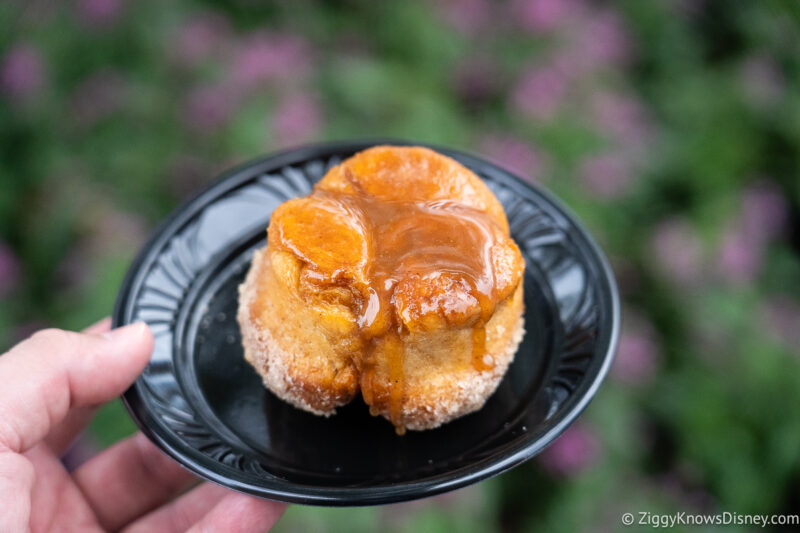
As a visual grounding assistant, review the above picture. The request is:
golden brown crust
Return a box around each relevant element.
[318,146,510,234]
[238,248,359,415]
[237,145,526,431]
[266,146,524,333]
[238,248,525,428]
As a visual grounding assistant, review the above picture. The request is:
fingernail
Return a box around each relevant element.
[103,321,149,341]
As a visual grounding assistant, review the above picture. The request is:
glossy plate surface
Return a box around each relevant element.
[114,140,619,506]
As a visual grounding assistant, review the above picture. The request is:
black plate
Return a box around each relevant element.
[114,140,619,506]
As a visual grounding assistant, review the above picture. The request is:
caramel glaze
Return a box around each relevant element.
[270,187,514,434]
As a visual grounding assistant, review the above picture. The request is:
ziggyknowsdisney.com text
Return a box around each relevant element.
[621,511,799,528]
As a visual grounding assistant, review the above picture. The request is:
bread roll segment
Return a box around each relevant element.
[237,146,525,432]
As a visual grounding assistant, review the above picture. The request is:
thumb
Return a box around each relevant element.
[0,322,153,453]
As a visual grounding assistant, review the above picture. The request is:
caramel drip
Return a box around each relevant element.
[470,287,496,372]
[274,188,505,433]
[359,333,406,434]
[361,349,376,412]
[384,331,406,435]
[471,322,489,371]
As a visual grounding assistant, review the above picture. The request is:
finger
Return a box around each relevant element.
[24,444,103,532]
[122,484,230,533]
[0,322,153,453]
[0,451,35,533]
[73,432,197,531]
[123,483,286,533]
[45,318,111,454]
[187,491,286,533]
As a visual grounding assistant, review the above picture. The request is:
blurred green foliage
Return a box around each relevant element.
[2,0,800,531]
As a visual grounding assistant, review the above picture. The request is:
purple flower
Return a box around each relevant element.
[478,135,544,181]
[588,91,654,148]
[69,70,128,127]
[1,44,46,101]
[716,225,762,284]
[612,311,660,384]
[170,12,232,68]
[271,92,322,146]
[540,423,601,477]
[562,8,630,71]
[578,152,635,199]
[650,217,703,287]
[714,181,787,284]
[549,46,590,83]
[511,64,568,121]
[740,54,785,107]
[741,180,788,241]
[510,0,583,32]
[760,296,800,350]
[438,0,490,33]
[231,32,311,92]
[77,0,123,28]
[183,82,240,133]
[580,9,631,66]
[0,241,21,297]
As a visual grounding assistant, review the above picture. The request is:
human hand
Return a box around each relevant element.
[0,319,286,533]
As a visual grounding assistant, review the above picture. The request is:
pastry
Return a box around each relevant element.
[237,145,525,433]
